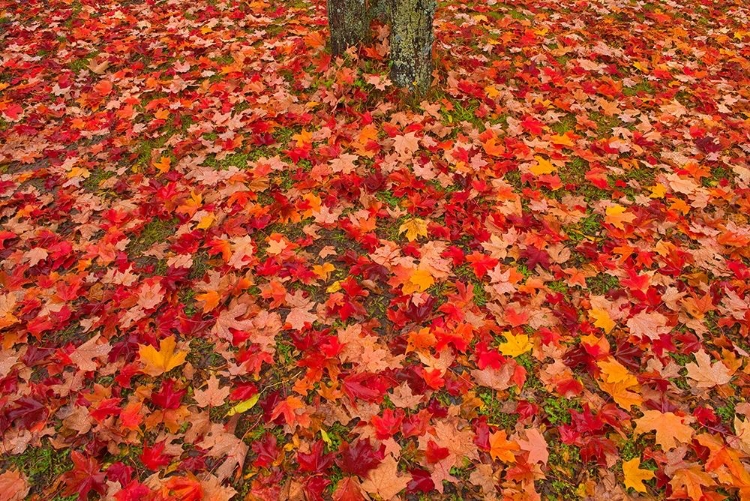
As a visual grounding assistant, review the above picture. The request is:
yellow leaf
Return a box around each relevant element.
[196,213,215,230]
[326,280,342,293]
[669,198,690,215]
[399,218,428,242]
[67,167,91,179]
[589,308,615,333]
[648,184,667,198]
[485,85,500,99]
[498,332,532,357]
[226,394,259,417]
[138,336,187,377]
[597,358,642,408]
[292,129,313,146]
[154,109,170,120]
[320,429,332,446]
[598,359,637,385]
[623,458,655,493]
[550,134,575,148]
[530,156,556,176]
[402,269,434,294]
[313,263,335,280]
[605,204,636,229]
[598,379,643,409]
[153,155,171,174]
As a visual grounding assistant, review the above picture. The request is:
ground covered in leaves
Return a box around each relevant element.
[0,0,749,499]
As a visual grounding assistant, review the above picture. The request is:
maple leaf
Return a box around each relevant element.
[399,218,428,242]
[24,247,48,266]
[685,350,733,388]
[137,280,165,310]
[393,132,420,158]
[193,376,231,408]
[622,458,655,493]
[598,379,643,409]
[69,334,112,372]
[337,439,385,477]
[227,236,254,269]
[270,396,311,429]
[734,417,750,455]
[212,302,255,341]
[360,454,409,500]
[162,475,203,501]
[286,306,318,330]
[635,411,694,450]
[0,293,19,330]
[670,466,716,501]
[138,336,188,377]
[529,156,556,176]
[518,428,549,465]
[60,451,107,500]
[626,310,669,340]
[332,477,366,501]
[313,262,335,280]
[605,204,636,229]
[489,430,520,462]
[471,364,514,391]
[196,289,221,312]
[598,359,636,385]
[402,268,434,294]
[498,332,532,357]
[202,424,249,481]
[0,470,29,501]
[589,308,615,333]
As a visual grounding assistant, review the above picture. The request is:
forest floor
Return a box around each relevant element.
[0,0,749,499]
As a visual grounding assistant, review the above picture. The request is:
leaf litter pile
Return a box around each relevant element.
[0,0,749,499]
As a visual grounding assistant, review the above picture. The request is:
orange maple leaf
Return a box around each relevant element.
[138,336,187,377]
[489,430,520,462]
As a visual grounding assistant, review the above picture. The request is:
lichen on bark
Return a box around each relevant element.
[328,0,369,56]
[389,0,435,94]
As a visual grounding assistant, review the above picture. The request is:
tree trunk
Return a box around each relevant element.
[389,0,435,94]
[328,0,369,57]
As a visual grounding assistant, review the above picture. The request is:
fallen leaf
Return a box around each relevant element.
[138,336,188,377]
[399,218,428,242]
[193,376,231,408]
[360,454,409,500]
[685,350,733,388]
[605,205,636,229]
[622,457,655,492]
[489,430,520,462]
[635,411,694,450]
[498,332,532,357]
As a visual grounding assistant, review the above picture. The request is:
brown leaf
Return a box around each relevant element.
[0,469,30,501]
[69,334,112,372]
[518,428,549,465]
[361,454,409,500]
[193,376,230,408]
[685,350,733,388]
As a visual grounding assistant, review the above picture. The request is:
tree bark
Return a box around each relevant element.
[389,0,435,94]
[328,0,369,57]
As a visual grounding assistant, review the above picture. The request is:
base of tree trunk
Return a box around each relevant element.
[328,0,369,57]
[389,0,435,94]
